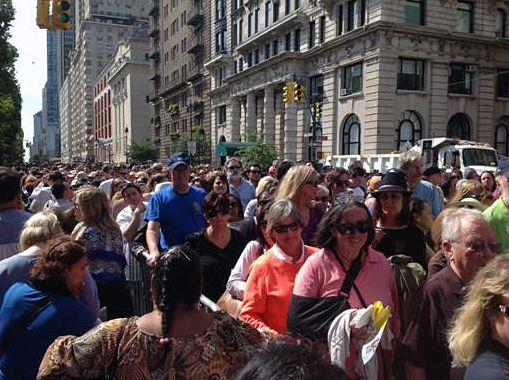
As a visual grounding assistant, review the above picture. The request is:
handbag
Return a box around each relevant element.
[286,250,365,340]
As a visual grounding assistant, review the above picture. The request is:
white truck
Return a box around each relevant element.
[326,138,499,175]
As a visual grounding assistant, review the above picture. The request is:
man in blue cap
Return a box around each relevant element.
[145,152,206,265]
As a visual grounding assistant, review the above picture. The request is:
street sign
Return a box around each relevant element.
[187,141,197,155]
[309,142,322,147]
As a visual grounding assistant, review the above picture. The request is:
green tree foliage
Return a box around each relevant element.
[0,0,23,165]
[129,138,159,163]
[234,133,278,171]
[173,127,211,165]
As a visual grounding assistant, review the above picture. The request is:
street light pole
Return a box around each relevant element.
[124,127,129,164]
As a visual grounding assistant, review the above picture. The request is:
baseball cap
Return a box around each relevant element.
[496,157,509,177]
[167,152,190,169]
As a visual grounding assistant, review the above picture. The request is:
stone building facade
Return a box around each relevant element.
[149,0,211,162]
[205,0,509,164]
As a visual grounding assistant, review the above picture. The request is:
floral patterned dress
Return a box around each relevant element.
[37,311,264,380]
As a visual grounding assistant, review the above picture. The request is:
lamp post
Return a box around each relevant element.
[124,127,129,164]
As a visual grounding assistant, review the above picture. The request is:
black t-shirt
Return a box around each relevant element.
[185,228,249,302]
[376,224,427,270]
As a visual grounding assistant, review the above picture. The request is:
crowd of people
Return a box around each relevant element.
[0,150,509,379]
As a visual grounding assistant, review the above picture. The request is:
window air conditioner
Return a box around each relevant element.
[340,88,351,96]
[466,65,477,72]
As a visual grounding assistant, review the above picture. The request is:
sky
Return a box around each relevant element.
[10,0,47,156]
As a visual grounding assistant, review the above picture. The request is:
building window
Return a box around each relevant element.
[254,49,260,64]
[397,58,424,91]
[497,9,506,38]
[216,0,225,20]
[309,21,316,48]
[319,16,326,43]
[342,114,361,154]
[309,75,324,101]
[396,111,422,150]
[273,1,279,22]
[272,39,279,55]
[294,28,301,51]
[239,19,243,42]
[215,30,226,52]
[248,13,252,36]
[255,8,259,33]
[232,23,237,47]
[497,69,509,98]
[347,0,364,31]
[495,118,509,156]
[337,4,343,35]
[457,1,473,33]
[447,113,471,140]
[247,52,253,67]
[218,105,227,125]
[265,1,271,27]
[405,0,425,25]
[342,62,363,95]
[285,0,290,15]
[295,0,300,10]
[285,33,291,51]
[265,43,270,59]
[449,63,474,95]
[239,58,243,72]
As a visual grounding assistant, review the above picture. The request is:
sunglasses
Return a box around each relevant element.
[458,241,502,255]
[227,165,241,170]
[205,208,229,218]
[250,169,261,174]
[304,180,318,187]
[273,222,301,234]
[336,221,371,235]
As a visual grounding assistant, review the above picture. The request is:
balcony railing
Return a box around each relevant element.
[187,65,204,80]
[187,5,203,26]
[187,35,204,54]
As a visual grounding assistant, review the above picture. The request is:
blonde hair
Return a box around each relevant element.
[449,180,487,205]
[276,165,317,202]
[72,186,119,237]
[255,176,278,197]
[20,212,62,250]
[449,255,509,367]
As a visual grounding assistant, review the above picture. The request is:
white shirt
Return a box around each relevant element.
[226,240,264,300]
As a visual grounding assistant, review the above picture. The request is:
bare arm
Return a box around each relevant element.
[146,220,161,266]
[121,204,146,242]
[405,362,427,380]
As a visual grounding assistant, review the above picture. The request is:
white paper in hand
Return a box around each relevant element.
[361,319,388,365]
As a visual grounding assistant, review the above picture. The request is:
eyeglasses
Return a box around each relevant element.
[304,180,318,187]
[336,221,371,235]
[455,241,502,255]
[273,222,301,234]
[227,165,241,170]
[205,208,229,218]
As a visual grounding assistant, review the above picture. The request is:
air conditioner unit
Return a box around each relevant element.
[466,65,477,72]
[340,88,351,96]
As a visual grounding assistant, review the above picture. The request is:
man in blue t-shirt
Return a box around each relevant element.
[145,152,206,265]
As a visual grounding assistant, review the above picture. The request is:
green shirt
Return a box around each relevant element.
[483,198,509,254]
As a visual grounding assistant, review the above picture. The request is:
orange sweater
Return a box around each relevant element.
[239,245,317,335]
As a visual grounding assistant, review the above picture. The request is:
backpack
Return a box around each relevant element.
[387,254,426,334]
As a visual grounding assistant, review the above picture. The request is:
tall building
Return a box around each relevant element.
[42,30,60,158]
[31,111,44,162]
[62,0,148,163]
[148,0,211,162]
[205,0,509,163]
[56,28,75,90]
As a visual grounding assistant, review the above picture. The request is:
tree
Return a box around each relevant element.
[173,126,211,165]
[129,138,158,163]
[234,133,278,171]
[0,0,23,165]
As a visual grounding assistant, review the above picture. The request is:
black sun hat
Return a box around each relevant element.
[374,168,412,195]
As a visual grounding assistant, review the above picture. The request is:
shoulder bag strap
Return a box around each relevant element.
[331,249,368,308]
[0,295,52,356]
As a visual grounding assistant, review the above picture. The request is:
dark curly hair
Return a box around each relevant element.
[152,245,202,338]
[29,236,86,296]
[203,191,231,216]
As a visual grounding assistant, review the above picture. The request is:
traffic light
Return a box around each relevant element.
[36,0,51,29]
[294,83,303,102]
[282,82,294,103]
[314,102,323,120]
[52,0,72,30]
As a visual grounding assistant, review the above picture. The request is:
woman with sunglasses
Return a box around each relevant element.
[184,192,248,302]
[449,255,509,379]
[239,199,318,336]
[276,165,323,245]
[373,169,427,270]
[291,196,399,379]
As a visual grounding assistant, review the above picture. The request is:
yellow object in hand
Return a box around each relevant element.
[372,300,391,331]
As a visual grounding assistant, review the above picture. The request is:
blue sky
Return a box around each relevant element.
[10,0,47,156]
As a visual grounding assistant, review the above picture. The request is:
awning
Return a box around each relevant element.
[215,141,254,157]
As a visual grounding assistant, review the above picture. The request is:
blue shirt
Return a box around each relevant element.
[229,179,255,211]
[0,209,32,261]
[0,283,96,380]
[411,180,443,218]
[145,185,206,249]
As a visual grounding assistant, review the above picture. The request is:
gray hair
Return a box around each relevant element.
[317,184,329,197]
[225,157,242,168]
[399,150,422,171]
[267,199,304,232]
[441,208,486,243]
